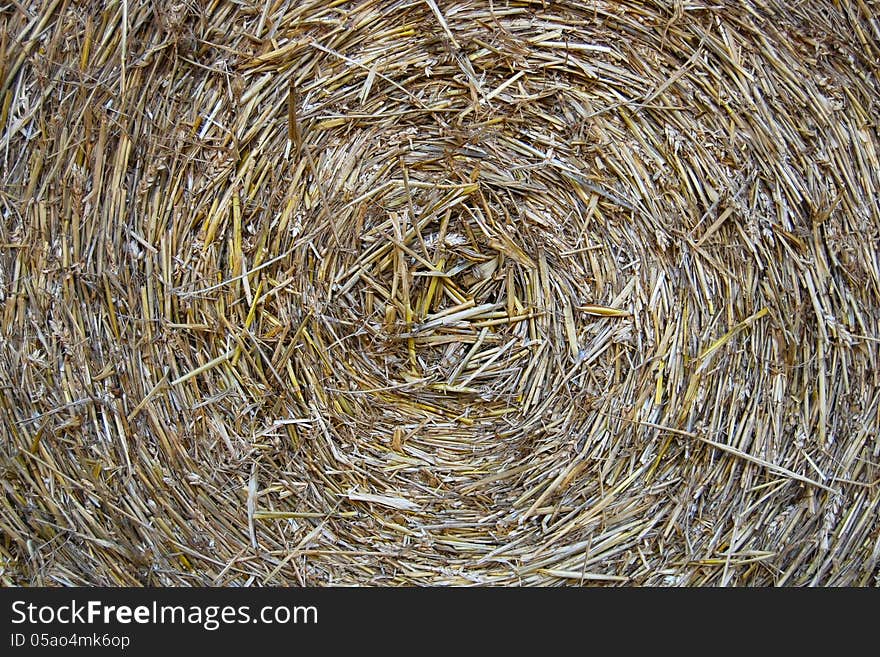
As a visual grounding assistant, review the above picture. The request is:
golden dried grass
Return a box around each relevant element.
[1,0,878,586]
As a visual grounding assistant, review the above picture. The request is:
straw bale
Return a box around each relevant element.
[1,0,878,586]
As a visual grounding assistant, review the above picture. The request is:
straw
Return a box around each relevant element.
[1,0,878,586]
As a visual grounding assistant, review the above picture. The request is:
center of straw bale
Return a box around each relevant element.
[285,149,641,516]
[338,205,534,397]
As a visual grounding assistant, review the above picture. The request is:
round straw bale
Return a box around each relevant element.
[1,1,878,585]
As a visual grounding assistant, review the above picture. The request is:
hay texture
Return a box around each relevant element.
[1,0,879,586]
